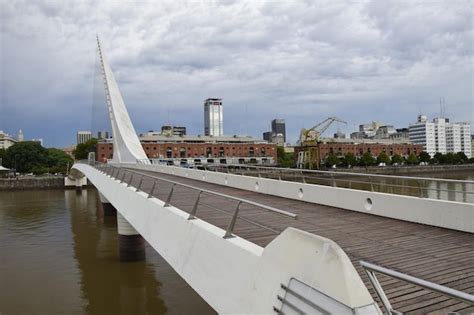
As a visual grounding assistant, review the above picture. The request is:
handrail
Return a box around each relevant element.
[360,260,474,314]
[83,161,297,239]
[136,158,474,203]
[124,168,297,219]
[203,164,474,184]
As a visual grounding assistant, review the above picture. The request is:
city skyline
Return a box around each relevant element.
[1,1,472,147]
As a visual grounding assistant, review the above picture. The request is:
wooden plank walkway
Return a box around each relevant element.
[123,168,474,314]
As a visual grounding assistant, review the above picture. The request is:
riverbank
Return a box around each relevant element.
[328,164,474,175]
[0,176,66,190]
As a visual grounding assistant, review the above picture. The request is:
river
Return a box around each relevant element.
[0,188,216,315]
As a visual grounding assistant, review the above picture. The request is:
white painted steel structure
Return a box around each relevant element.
[96,37,148,164]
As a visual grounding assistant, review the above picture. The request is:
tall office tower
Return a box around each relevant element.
[271,119,286,142]
[204,98,223,136]
[77,131,92,144]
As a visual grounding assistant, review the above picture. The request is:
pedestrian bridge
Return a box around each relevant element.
[69,37,474,314]
[71,160,474,314]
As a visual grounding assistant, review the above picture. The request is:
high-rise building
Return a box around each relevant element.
[77,131,92,145]
[204,98,223,136]
[271,119,286,143]
[409,115,471,158]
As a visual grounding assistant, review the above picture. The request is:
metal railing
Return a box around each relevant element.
[168,163,473,203]
[87,161,297,239]
[360,261,474,314]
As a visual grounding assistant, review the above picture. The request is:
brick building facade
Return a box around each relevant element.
[97,142,277,162]
[294,142,423,162]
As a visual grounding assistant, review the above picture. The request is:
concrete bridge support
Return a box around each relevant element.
[117,213,145,262]
[99,192,117,216]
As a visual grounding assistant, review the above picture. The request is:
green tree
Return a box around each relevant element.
[324,153,340,168]
[418,151,431,163]
[277,146,294,168]
[376,152,391,165]
[47,148,73,174]
[431,152,443,164]
[73,138,98,160]
[359,152,375,166]
[4,141,48,173]
[441,152,457,164]
[406,153,418,165]
[391,154,404,165]
[343,152,357,167]
[456,152,468,164]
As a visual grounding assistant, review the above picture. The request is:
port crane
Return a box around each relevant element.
[297,117,347,169]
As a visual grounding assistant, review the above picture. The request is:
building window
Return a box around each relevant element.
[219,147,225,157]
[249,147,255,157]
[180,148,186,158]
[166,147,172,158]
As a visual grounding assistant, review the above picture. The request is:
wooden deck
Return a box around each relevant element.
[124,169,474,314]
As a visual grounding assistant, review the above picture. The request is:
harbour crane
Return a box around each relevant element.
[297,117,347,169]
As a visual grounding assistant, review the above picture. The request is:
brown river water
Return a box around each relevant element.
[0,188,216,315]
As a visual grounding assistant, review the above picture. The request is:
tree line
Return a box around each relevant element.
[323,151,473,168]
[0,141,73,175]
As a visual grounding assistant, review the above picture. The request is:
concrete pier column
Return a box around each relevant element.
[117,213,145,262]
[99,192,117,216]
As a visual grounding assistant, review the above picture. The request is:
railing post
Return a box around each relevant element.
[278,170,282,181]
[120,169,127,183]
[127,172,134,187]
[147,180,157,199]
[164,184,176,207]
[363,269,399,315]
[188,191,202,220]
[224,201,242,239]
[369,175,375,192]
[300,171,306,184]
[330,173,337,187]
[136,174,144,192]
[417,179,425,198]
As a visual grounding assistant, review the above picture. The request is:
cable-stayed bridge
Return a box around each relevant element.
[69,38,474,314]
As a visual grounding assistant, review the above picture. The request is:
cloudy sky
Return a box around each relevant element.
[1,0,472,147]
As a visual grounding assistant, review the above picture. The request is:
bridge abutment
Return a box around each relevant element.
[117,212,145,262]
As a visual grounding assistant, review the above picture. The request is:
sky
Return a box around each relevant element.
[1,0,472,147]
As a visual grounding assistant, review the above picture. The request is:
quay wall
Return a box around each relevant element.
[0,176,65,190]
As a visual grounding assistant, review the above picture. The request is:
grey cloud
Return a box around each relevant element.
[0,0,472,147]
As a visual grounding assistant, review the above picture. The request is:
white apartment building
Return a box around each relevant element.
[77,131,92,145]
[0,130,17,149]
[409,115,471,158]
[204,98,223,137]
